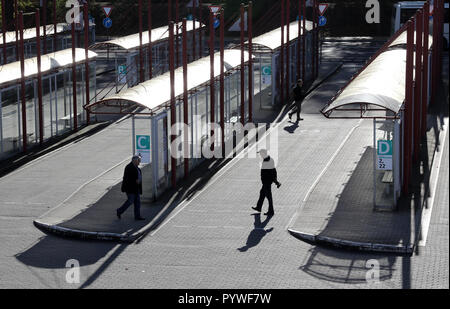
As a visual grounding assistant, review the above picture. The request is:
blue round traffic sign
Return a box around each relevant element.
[318,15,327,27]
[103,17,112,29]
[213,17,220,29]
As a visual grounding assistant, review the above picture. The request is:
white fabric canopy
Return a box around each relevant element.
[0,23,70,46]
[250,20,313,52]
[0,48,97,86]
[90,21,204,51]
[88,49,249,114]
[322,49,407,116]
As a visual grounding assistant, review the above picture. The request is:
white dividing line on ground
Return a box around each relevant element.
[149,111,296,237]
[36,156,131,220]
[149,75,346,237]
[419,118,448,247]
[1,115,131,180]
[285,118,363,230]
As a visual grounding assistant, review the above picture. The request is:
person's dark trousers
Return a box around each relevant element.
[117,193,141,219]
[289,100,302,121]
[256,184,274,214]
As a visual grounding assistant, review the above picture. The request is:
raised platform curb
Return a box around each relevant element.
[33,220,137,243]
[287,229,414,255]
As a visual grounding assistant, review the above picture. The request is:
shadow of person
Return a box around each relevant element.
[283,120,300,134]
[237,214,273,252]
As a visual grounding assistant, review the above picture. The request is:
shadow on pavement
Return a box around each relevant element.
[298,245,398,284]
[237,214,274,252]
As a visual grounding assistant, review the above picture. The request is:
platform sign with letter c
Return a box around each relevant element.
[377,140,392,170]
[262,65,272,85]
[136,135,150,164]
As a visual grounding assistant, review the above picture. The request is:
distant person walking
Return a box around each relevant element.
[252,149,281,217]
[116,155,145,221]
[288,79,305,122]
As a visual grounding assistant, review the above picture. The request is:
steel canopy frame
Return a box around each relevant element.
[89,21,205,51]
[320,8,433,120]
[86,50,251,116]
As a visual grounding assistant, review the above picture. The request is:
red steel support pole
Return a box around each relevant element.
[433,0,440,81]
[302,0,306,81]
[403,21,414,195]
[84,3,90,125]
[53,0,57,52]
[199,0,203,59]
[280,0,285,106]
[168,0,172,22]
[421,2,430,137]
[315,0,319,78]
[182,19,189,179]
[413,10,423,161]
[311,0,315,80]
[248,1,253,123]
[286,0,290,103]
[148,0,153,79]
[139,0,144,83]
[43,0,47,54]
[430,0,438,108]
[36,9,44,144]
[209,10,215,150]
[240,4,245,125]
[313,0,317,78]
[1,0,7,64]
[192,0,196,61]
[437,0,444,79]
[176,0,179,67]
[220,9,225,157]
[19,11,27,152]
[297,0,301,80]
[169,22,176,188]
[14,0,19,61]
[71,19,78,132]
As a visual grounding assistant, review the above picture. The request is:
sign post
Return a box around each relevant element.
[377,140,393,170]
[136,135,151,164]
[209,5,221,29]
[118,64,127,84]
[318,3,328,26]
[261,65,272,85]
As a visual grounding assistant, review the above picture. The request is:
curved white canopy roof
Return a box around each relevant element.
[249,20,313,52]
[389,30,433,48]
[90,21,204,51]
[87,49,249,114]
[0,23,71,46]
[0,48,97,86]
[321,49,407,118]
[321,20,434,119]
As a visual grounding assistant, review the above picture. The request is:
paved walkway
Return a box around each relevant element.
[3,59,447,288]
[30,57,448,254]
[32,62,346,242]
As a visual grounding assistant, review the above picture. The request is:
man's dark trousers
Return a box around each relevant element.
[290,100,302,120]
[256,183,274,214]
[117,193,141,219]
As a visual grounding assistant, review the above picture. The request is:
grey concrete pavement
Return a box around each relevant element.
[30,61,345,242]
[0,42,447,289]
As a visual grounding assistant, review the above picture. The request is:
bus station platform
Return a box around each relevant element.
[29,60,448,254]
[288,116,448,254]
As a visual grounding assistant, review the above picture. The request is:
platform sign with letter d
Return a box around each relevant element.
[136,135,150,164]
[377,140,392,170]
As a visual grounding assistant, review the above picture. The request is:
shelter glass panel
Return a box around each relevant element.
[0,87,20,158]
[373,119,397,211]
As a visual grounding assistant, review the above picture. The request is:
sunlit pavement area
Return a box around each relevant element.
[0,39,448,289]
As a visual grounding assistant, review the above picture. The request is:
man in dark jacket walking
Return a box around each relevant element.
[116,155,145,220]
[288,79,305,122]
[252,149,281,216]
